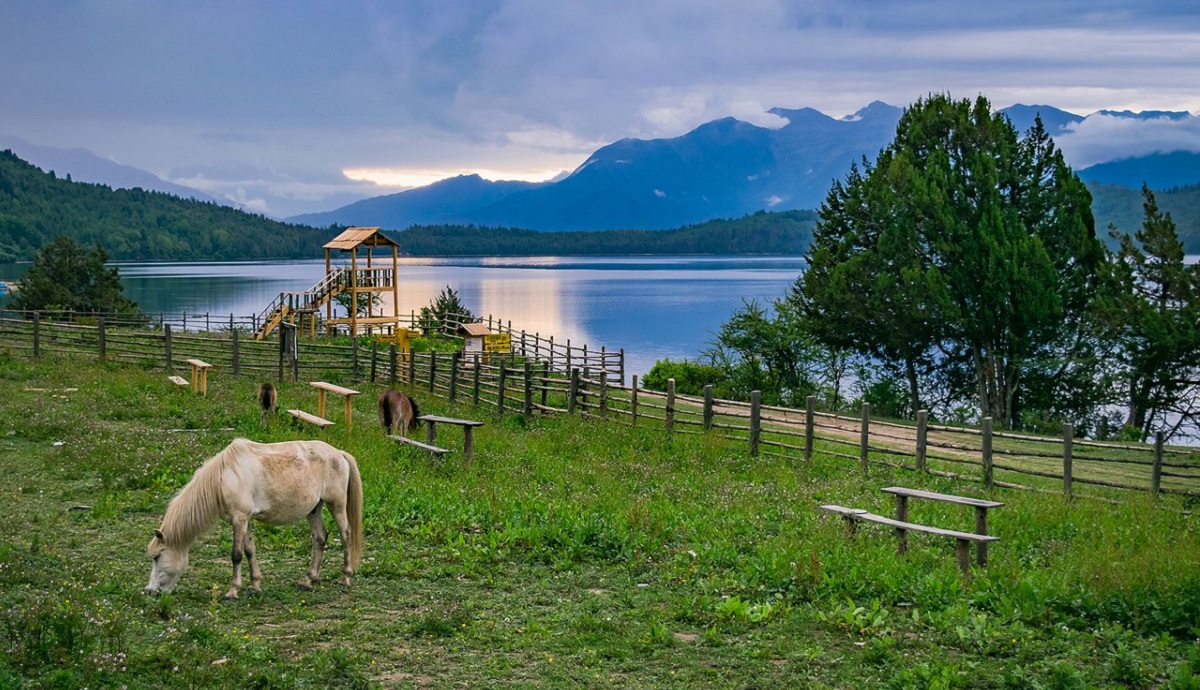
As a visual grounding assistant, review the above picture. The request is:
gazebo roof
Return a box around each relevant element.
[323,227,401,251]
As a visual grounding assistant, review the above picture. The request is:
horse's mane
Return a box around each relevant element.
[159,439,244,545]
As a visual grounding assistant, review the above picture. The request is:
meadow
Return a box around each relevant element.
[1,352,1200,689]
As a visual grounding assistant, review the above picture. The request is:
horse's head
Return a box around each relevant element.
[145,529,189,593]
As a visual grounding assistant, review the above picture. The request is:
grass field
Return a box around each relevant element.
[2,352,1200,688]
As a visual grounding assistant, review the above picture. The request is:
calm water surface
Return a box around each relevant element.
[2,256,806,380]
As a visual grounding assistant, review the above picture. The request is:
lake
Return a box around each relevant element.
[0,256,806,380]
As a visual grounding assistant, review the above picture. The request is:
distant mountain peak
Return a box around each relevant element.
[842,101,901,122]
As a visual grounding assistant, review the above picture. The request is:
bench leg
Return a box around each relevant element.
[463,427,474,461]
[426,421,437,446]
[955,539,970,575]
[894,495,909,554]
[841,516,857,538]
[344,396,353,433]
[975,507,989,567]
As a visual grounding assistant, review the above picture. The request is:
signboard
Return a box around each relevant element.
[482,332,511,353]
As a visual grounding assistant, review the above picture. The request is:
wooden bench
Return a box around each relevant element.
[388,434,450,458]
[185,358,213,396]
[287,409,335,429]
[416,415,485,461]
[881,486,1003,567]
[167,375,190,388]
[819,504,999,575]
[309,381,360,432]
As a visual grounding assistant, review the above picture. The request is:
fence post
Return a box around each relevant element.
[703,385,714,430]
[524,361,534,420]
[749,390,761,457]
[916,410,928,472]
[1152,431,1164,495]
[97,317,106,360]
[428,352,437,393]
[540,361,549,411]
[497,361,507,416]
[568,368,579,414]
[473,354,482,407]
[389,344,398,387]
[666,378,676,433]
[599,370,608,419]
[449,351,461,402]
[982,417,994,488]
[232,328,240,376]
[1062,422,1074,499]
[165,323,173,371]
[370,340,378,384]
[619,348,625,387]
[581,367,590,411]
[804,395,815,461]
[859,403,871,475]
[32,312,41,358]
[631,375,639,427]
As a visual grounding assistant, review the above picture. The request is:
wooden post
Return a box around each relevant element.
[859,403,871,475]
[449,351,461,402]
[165,323,174,371]
[1062,422,1074,499]
[894,494,909,554]
[665,378,676,433]
[916,410,928,472]
[568,368,579,414]
[1152,431,1164,495]
[630,375,639,427]
[599,370,608,419]
[497,361,507,416]
[97,317,106,360]
[428,352,437,393]
[389,344,398,387]
[32,312,40,358]
[352,334,359,379]
[619,348,625,387]
[749,390,761,457]
[370,340,378,384]
[975,507,990,567]
[540,361,549,411]
[703,385,714,430]
[982,417,994,488]
[524,361,533,420]
[472,352,482,408]
[232,328,240,376]
[804,395,815,461]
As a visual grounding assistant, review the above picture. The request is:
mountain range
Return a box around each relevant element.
[5,103,1200,234]
[289,102,1200,231]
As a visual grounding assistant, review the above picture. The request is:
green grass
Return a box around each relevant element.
[2,352,1200,688]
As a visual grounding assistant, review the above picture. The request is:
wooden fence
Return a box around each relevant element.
[2,314,1197,500]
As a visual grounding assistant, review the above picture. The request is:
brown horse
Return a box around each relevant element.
[146,438,364,599]
[257,382,278,424]
[378,389,420,437]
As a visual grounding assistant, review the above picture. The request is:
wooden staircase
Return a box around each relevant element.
[253,268,349,340]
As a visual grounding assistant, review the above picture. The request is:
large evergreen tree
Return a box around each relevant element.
[799,94,1105,427]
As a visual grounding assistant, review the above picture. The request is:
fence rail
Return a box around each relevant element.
[2,313,1196,500]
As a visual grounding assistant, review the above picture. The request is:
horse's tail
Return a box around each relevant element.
[343,452,364,570]
[378,391,394,432]
[407,394,421,430]
[258,382,277,413]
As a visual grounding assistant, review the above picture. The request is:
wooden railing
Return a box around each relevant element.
[2,312,1195,500]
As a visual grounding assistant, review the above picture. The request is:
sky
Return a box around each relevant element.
[2,1,1199,218]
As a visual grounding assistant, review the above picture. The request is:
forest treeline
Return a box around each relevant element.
[391,211,817,255]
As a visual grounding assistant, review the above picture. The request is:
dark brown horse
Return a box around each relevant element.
[257,382,278,424]
[378,389,420,437]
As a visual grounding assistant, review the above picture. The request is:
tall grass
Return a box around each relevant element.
[1,351,1199,688]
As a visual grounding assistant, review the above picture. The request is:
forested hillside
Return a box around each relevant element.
[0,150,330,261]
[1089,181,1200,250]
[393,210,817,255]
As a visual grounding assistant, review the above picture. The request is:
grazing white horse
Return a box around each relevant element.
[146,438,363,599]
[378,389,420,437]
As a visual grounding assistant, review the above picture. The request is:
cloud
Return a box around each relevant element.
[1058,114,1200,168]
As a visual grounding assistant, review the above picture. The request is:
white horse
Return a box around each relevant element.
[146,438,363,599]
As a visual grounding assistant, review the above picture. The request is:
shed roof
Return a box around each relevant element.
[458,322,491,337]
[323,227,401,251]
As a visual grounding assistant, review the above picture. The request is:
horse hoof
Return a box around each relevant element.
[297,581,313,591]
[340,577,351,587]
[223,590,239,600]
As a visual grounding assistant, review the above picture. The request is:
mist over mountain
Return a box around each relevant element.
[293,103,1200,232]
[0,135,222,205]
